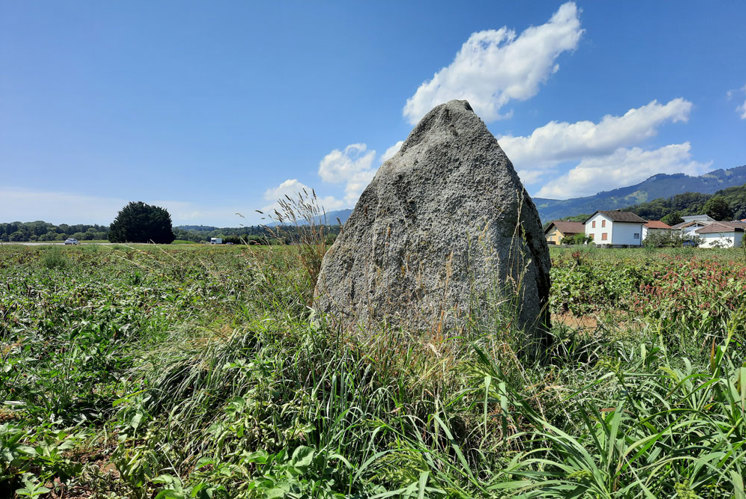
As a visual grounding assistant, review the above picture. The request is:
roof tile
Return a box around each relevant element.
[584,210,646,224]
[644,220,672,229]
[546,221,585,235]
[695,222,746,234]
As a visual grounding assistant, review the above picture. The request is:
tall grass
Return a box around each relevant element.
[258,188,331,297]
[1,244,744,497]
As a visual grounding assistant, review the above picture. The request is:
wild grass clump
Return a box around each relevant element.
[40,247,69,269]
[482,328,745,497]
[258,188,333,299]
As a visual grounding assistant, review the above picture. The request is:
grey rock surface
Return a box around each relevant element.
[314,100,550,343]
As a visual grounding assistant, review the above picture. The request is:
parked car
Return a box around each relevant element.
[64,238,79,245]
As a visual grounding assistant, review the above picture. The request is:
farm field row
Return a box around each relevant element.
[1,244,744,497]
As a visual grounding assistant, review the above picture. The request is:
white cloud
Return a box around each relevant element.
[535,143,711,199]
[261,178,345,216]
[262,140,404,217]
[263,178,311,202]
[381,140,404,162]
[403,2,583,124]
[727,84,746,119]
[318,143,378,205]
[500,98,692,171]
[515,168,550,185]
[318,143,376,183]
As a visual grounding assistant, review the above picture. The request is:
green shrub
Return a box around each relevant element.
[40,248,69,269]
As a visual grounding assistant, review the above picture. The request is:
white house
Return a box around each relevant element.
[682,214,715,224]
[584,210,646,246]
[672,220,711,236]
[641,220,674,241]
[694,222,745,248]
[672,214,716,236]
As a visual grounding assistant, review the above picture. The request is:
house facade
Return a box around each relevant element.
[694,222,745,248]
[544,221,585,245]
[584,210,645,246]
[641,220,673,240]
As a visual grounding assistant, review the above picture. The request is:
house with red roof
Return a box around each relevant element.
[544,220,585,245]
[641,220,674,241]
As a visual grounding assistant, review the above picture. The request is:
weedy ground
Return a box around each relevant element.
[0,243,744,498]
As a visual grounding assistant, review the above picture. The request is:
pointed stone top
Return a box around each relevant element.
[444,99,474,112]
[399,99,486,157]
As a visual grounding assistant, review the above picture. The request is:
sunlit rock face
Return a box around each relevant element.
[315,100,550,344]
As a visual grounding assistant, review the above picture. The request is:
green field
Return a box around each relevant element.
[1,244,744,497]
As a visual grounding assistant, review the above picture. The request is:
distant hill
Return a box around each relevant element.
[534,165,746,222]
[621,182,746,223]
[319,209,352,225]
[262,208,352,227]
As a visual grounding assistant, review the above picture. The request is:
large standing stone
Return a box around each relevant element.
[314,100,550,343]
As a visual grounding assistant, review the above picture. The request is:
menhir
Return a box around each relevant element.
[314,100,550,346]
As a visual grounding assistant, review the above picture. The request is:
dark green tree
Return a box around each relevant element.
[661,211,684,226]
[108,202,175,243]
[703,195,734,221]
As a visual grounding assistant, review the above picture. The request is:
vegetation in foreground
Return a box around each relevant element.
[1,243,744,497]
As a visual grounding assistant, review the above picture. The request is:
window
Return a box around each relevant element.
[592,221,596,228]
[634,233,640,239]
[601,233,608,241]
[589,233,594,240]
[601,220,606,228]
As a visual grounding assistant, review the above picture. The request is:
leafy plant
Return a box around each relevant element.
[2,243,745,496]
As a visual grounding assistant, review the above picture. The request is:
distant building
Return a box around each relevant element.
[682,214,715,223]
[584,210,646,246]
[642,220,673,240]
[693,221,746,248]
[544,221,585,245]
[672,214,716,236]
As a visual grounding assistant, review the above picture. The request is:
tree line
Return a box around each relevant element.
[622,183,746,224]
[172,225,341,245]
[0,221,108,242]
[1,201,342,244]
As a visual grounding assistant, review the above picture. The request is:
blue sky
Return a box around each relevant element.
[2,1,746,226]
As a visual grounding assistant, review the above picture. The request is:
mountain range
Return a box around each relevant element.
[321,165,746,225]
[533,165,746,222]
